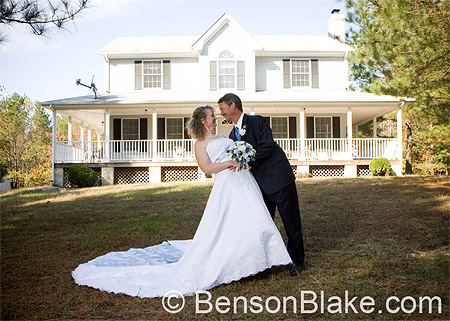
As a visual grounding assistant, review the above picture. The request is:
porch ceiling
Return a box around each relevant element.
[40,90,412,130]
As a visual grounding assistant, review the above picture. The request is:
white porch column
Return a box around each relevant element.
[250,107,255,116]
[355,125,358,138]
[347,107,353,157]
[68,116,73,161]
[373,117,377,138]
[152,110,158,161]
[80,124,85,161]
[104,109,110,161]
[51,106,56,185]
[299,107,305,160]
[68,116,72,141]
[397,106,403,174]
[97,131,101,161]
[87,127,92,162]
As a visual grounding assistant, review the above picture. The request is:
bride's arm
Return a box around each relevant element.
[194,142,238,175]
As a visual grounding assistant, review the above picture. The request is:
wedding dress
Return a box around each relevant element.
[72,137,292,298]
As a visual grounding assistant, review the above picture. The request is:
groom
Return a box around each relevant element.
[218,93,305,276]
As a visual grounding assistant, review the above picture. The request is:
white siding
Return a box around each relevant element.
[170,58,199,91]
[318,58,349,90]
[256,57,283,91]
[109,60,135,93]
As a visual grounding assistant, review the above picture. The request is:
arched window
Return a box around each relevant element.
[218,50,235,88]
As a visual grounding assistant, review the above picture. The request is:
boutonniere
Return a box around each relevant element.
[239,125,247,136]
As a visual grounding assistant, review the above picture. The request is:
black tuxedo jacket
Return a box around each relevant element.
[229,114,295,195]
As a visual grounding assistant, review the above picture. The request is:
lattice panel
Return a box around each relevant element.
[310,165,345,177]
[161,166,199,182]
[114,167,149,185]
[357,165,371,177]
[63,167,101,188]
[291,165,297,176]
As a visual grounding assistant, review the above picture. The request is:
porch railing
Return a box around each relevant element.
[55,138,399,163]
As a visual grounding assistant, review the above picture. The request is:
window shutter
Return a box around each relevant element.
[237,61,245,90]
[140,118,148,139]
[210,61,217,91]
[157,118,165,139]
[332,116,340,138]
[289,117,297,138]
[134,61,142,90]
[163,60,171,90]
[184,118,190,139]
[306,117,314,138]
[283,59,291,88]
[113,118,121,152]
[311,59,319,88]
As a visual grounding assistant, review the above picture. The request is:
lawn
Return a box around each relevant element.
[1,176,449,320]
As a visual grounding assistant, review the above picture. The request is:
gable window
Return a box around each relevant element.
[210,51,245,91]
[122,119,139,140]
[166,118,184,139]
[219,50,235,89]
[315,117,332,138]
[271,117,288,138]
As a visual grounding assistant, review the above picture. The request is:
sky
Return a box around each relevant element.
[0,0,347,103]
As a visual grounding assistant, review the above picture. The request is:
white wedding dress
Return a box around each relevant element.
[72,137,292,298]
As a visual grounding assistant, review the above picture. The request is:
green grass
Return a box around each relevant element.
[1,177,449,320]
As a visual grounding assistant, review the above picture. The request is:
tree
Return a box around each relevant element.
[0,0,90,43]
[344,0,450,174]
[0,93,52,188]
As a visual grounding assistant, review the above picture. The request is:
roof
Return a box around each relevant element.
[99,36,198,56]
[254,35,353,52]
[98,13,353,58]
[40,90,410,108]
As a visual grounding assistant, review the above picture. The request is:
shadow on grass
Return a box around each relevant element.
[1,176,449,320]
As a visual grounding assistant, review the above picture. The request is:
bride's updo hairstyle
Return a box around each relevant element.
[186,105,214,140]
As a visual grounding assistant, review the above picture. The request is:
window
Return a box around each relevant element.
[143,61,162,88]
[292,60,310,87]
[219,50,235,89]
[166,118,183,139]
[271,117,288,138]
[122,119,139,140]
[315,117,332,138]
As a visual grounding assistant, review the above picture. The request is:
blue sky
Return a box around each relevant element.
[0,0,346,102]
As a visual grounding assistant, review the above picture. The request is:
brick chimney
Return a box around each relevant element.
[327,9,345,43]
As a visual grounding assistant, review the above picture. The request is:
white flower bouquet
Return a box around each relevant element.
[226,141,256,171]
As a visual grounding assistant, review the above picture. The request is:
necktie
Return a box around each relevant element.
[235,126,241,141]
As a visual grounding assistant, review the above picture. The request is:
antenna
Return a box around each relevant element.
[76,75,99,99]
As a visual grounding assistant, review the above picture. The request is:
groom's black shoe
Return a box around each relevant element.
[289,263,303,276]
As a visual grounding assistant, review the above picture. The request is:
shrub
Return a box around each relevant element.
[369,158,392,176]
[67,165,98,187]
[296,171,312,179]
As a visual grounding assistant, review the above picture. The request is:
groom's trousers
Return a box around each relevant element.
[262,182,305,265]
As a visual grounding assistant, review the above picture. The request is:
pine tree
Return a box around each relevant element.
[344,0,450,174]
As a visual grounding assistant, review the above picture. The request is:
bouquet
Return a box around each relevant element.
[226,141,256,171]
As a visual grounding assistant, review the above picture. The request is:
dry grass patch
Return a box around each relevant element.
[1,176,449,320]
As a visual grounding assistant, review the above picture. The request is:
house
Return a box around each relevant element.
[40,10,410,187]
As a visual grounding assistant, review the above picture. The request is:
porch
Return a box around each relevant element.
[55,138,400,163]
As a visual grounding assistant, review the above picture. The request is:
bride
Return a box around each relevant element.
[72,106,292,298]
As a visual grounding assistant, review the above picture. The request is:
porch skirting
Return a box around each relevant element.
[53,160,401,187]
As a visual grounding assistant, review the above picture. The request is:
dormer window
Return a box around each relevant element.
[210,51,245,91]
